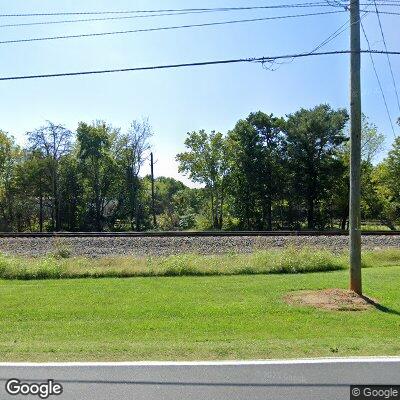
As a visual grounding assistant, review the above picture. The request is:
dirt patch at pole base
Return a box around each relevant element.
[284,288,375,311]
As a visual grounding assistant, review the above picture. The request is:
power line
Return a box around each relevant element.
[3,1,400,18]
[275,1,369,71]
[262,1,375,71]
[303,1,400,65]
[309,17,353,53]
[0,6,398,29]
[372,0,400,3]
[259,5,354,70]
[371,9,400,15]
[361,22,397,136]
[12,8,397,29]
[0,3,346,18]
[0,10,233,29]
[372,0,400,114]
[4,7,393,54]
[309,0,384,55]
[0,49,398,81]
[0,10,347,45]
[2,7,390,30]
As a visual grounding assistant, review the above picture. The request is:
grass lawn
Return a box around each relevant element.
[0,265,399,361]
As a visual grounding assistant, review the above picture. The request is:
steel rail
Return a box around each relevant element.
[0,230,398,238]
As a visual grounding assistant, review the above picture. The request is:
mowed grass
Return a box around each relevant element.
[0,265,399,361]
[1,247,400,280]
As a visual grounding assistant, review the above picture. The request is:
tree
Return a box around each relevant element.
[336,115,386,230]
[379,137,400,226]
[360,115,385,163]
[177,130,229,229]
[77,121,118,231]
[373,160,398,230]
[227,120,261,229]
[116,119,152,231]
[172,187,204,230]
[18,149,51,232]
[143,176,201,230]
[284,105,348,229]
[58,153,82,231]
[0,132,22,230]
[228,112,284,230]
[27,121,72,231]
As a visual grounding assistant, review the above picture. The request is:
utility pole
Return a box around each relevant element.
[150,152,157,228]
[349,0,362,295]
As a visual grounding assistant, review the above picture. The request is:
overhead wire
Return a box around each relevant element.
[262,1,358,70]
[0,49,398,81]
[308,1,378,54]
[361,21,397,136]
[2,1,400,18]
[372,0,400,114]
[0,10,348,45]
[0,3,351,18]
[1,9,398,31]
[0,10,241,29]
[0,4,400,28]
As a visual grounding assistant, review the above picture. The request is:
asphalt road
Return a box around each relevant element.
[0,358,399,400]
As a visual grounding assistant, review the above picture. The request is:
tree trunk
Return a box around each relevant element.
[132,176,141,231]
[95,200,102,231]
[287,201,293,229]
[341,204,349,230]
[39,194,43,233]
[218,197,224,230]
[266,197,272,231]
[307,197,315,229]
[94,163,102,232]
[54,177,60,231]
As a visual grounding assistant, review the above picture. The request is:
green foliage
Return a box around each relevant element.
[284,104,349,229]
[27,122,73,231]
[0,107,397,232]
[372,137,400,228]
[115,119,152,231]
[0,132,31,231]
[227,112,284,230]
[77,121,119,231]
[53,240,72,259]
[0,248,399,280]
[177,130,230,229]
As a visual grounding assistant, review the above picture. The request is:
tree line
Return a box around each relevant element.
[177,104,400,231]
[0,104,399,232]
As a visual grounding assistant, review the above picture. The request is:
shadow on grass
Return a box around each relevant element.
[361,295,400,316]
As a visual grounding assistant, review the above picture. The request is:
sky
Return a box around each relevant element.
[1,0,399,186]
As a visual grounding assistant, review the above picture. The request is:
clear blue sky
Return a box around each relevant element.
[1,0,399,185]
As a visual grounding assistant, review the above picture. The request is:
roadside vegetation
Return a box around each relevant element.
[0,247,399,280]
[1,265,399,361]
[1,108,400,233]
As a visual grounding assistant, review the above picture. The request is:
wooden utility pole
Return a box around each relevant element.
[349,0,362,295]
[150,152,156,227]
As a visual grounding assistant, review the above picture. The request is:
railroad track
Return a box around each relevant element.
[0,230,399,238]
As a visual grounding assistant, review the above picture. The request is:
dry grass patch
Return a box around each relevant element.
[284,288,376,311]
[0,247,399,280]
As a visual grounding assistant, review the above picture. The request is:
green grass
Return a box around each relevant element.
[0,265,399,361]
[1,247,400,280]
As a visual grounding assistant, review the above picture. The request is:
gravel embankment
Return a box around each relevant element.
[0,235,399,257]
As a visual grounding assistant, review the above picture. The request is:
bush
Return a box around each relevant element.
[53,242,72,259]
